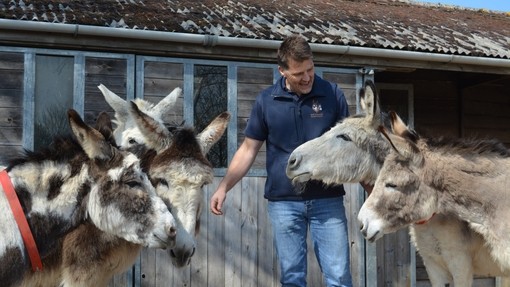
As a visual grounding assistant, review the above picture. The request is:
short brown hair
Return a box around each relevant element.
[277,34,313,70]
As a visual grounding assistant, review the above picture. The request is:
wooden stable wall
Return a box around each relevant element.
[133,179,365,287]
[1,46,510,287]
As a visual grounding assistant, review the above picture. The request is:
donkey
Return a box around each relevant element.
[1,109,176,287]
[286,81,508,286]
[98,84,228,267]
[357,111,510,285]
[45,86,229,287]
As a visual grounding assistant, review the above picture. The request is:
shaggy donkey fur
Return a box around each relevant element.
[1,110,175,287]
[21,86,229,287]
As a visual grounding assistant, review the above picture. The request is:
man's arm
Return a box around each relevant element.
[210,137,264,215]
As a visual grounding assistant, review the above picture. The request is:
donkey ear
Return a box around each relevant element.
[360,80,381,127]
[128,101,172,152]
[381,127,424,167]
[68,109,114,160]
[152,87,181,119]
[98,84,129,123]
[389,111,419,143]
[197,112,230,154]
[94,112,117,147]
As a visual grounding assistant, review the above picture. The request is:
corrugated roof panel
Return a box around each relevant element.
[0,0,508,59]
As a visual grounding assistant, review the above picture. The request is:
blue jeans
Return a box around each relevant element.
[267,197,353,287]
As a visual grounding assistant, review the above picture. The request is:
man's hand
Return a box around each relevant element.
[210,189,227,215]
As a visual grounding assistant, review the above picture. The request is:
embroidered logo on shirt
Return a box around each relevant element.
[311,99,323,118]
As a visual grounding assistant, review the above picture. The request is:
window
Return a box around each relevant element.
[193,65,228,168]
[34,55,74,150]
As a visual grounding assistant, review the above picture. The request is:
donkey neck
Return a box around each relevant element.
[7,163,92,255]
[422,149,509,226]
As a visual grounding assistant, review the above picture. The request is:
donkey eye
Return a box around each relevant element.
[385,183,397,189]
[128,138,137,145]
[158,178,169,187]
[126,181,142,188]
[336,134,351,141]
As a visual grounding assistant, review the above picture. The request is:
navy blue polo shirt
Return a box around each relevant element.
[245,74,349,201]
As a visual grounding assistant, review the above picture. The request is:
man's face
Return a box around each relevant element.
[278,58,315,96]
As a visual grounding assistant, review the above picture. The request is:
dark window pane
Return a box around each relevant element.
[34,55,74,150]
[193,65,228,168]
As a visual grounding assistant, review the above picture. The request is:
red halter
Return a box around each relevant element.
[414,213,436,225]
[0,170,43,271]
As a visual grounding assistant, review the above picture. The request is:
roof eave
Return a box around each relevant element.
[1,19,509,74]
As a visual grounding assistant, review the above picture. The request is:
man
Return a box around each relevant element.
[210,34,352,287]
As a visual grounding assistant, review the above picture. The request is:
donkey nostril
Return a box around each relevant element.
[170,249,176,258]
[190,247,196,257]
[288,154,301,169]
[169,227,177,238]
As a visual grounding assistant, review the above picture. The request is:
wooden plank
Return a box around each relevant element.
[237,84,271,101]
[464,91,510,104]
[417,278,496,287]
[143,62,183,79]
[107,268,131,287]
[85,75,126,93]
[238,67,273,84]
[85,57,128,75]
[323,73,357,87]
[171,257,189,286]
[206,178,226,286]
[0,107,23,127]
[462,115,510,130]
[0,52,23,70]
[463,128,510,144]
[0,145,24,166]
[189,178,214,287]
[256,178,278,287]
[0,89,24,107]
[241,177,258,287]
[142,78,184,96]
[0,70,24,89]
[0,127,23,145]
[224,176,243,286]
[139,248,157,286]
[344,183,366,287]
[396,229,411,286]
[464,101,510,116]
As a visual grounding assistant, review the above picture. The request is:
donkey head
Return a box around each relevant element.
[357,112,433,242]
[98,84,229,267]
[4,110,176,264]
[286,80,389,186]
[67,110,177,248]
[129,102,230,267]
[98,84,181,149]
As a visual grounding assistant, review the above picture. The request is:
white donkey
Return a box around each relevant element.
[286,80,508,286]
[99,84,228,267]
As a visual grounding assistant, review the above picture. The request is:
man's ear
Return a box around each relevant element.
[278,65,285,76]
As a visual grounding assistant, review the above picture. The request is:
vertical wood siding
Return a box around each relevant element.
[0,52,24,165]
[1,47,508,287]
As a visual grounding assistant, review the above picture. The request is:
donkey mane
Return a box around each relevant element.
[424,137,510,158]
[7,135,88,171]
[153,127,211,167]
